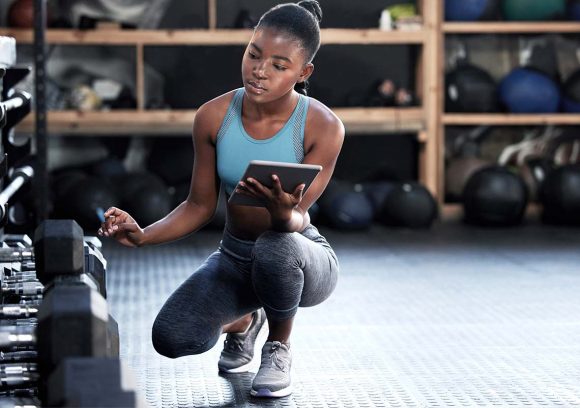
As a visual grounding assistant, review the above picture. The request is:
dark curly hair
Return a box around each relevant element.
[256,1,322,95]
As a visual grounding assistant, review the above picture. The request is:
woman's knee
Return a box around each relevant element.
[151,313,218,358]
[252,231,302,270]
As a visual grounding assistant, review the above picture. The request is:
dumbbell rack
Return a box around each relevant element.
[0,222,144,407]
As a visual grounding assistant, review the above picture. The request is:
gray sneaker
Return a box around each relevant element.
[218,309,266,373]
[250,341,292,398]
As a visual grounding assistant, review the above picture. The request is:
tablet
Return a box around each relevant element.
[228,160,323,207]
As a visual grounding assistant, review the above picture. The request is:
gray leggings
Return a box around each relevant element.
[151,224,339,359]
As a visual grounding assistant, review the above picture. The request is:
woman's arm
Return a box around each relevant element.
[103,101,222,246]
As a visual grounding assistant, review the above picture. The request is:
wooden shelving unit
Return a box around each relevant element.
[443,114,580,126]
[6,2,579,202]
[14,107,425,136]
[443,21,580,33]
[0,0,444,197]
[439,2,580,202]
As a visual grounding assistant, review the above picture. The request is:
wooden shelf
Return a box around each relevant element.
[443,114,580,126]
[0,28,426,46]
[16,108,425,136]
[443,22,580,34]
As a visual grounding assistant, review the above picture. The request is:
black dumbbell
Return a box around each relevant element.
[34,222,108,299]
[46,357,142,408]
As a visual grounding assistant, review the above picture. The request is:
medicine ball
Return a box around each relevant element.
[499,68,561,113]
[503,0,565,21]
[147,138,193,186]
[562,70,580,113]
[88,157,127,179]
[446,64,498,113]
[569,0,580,20]
[463,166,528,226]
[540,164,580,225]
[445,156,491,201]
[359,181,396,218]
[519,157,554,202]
[307,202,320,224]
[53,175,119,230]
[318,180,374,231]
[445,0,500,21]
[8,0,34,28]
[378,182,438,229]
[113,172,172,226]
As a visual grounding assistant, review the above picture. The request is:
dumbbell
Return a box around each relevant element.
[0,362,38,391]
[32,219,119,358]
[0,167,34,228]
[0,248,33,263]
[46,357,144,407]
[0,351,37,364]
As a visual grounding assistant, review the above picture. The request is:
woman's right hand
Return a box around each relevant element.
[97,207,144,248]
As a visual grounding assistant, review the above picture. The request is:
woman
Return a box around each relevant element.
[99,0,344,398]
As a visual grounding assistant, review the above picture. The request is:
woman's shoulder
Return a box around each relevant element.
[197,89,240,119]
[305,96,345,137]
[193,89,241,137]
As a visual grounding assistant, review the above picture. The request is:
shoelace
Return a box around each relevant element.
[266,341,287,371]
[223,334,245,352]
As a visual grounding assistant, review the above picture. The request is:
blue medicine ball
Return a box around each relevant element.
[570,1,580,20]
[499,68,561,113]
[318,181,374,230]
[445,0,499,21]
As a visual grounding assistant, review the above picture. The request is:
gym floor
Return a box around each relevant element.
[104,218,580,408]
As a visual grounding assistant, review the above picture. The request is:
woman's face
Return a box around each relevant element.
[241,26,313,103]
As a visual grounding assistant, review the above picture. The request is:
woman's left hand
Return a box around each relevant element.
[237,174,304,222]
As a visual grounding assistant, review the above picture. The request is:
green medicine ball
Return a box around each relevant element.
[502,0,565,20]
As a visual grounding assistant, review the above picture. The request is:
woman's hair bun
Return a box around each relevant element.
[297,0,322,24]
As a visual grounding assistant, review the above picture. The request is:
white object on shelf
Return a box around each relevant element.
[379,10,393,31]
[0,36,16,68]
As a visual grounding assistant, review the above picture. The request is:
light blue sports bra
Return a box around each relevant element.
[216,88,309,195]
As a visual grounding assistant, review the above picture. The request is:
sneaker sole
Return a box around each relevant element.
[218,360,253,374]
[250,385,292,398]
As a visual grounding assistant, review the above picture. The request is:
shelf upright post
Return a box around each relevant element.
[33,0,48,222]
[208,0,217,30]
[136,43,145,110]
[417,0,444,201]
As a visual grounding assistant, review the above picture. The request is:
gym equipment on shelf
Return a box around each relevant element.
[502,0,566,21]
[377,182,438,229]
[569,0,580,20]
[499,67,561,114]
[445,126,494,201]
[463,166,528,226]
[540,164,580,225]
[562,69,580,113]
[445,0,500,21]
[445,64,498,113]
